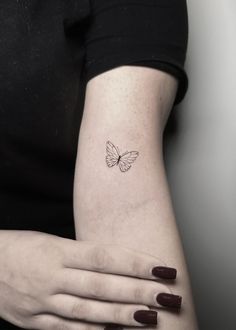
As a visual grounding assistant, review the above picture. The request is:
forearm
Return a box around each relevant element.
[74,147,198,329]
[73,67,198,329]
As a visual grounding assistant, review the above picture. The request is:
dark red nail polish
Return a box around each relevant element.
[156,293,182,308]
[104,324,123,330]
[133,310,157,324]
[152,266,177,279]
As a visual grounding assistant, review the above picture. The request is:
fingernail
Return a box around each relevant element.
[156,293,182,308]
[104,323,123,330]
[152,266,177,279]
[133,309,157,325]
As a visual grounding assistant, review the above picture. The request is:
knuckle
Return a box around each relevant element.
[71,301,87,319]
[132,286,144,301]
[90,246,110,271]
[26,315,41,330]
[113,306,123,323]
[56,270,70,292]
[14,297,39,323]
[88,278,106,299]
[131,258,143,277]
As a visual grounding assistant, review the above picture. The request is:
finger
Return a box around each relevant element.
[31,314,106,330]
[58,267,175,308]
[63,240,176,280]
[46,294,157,327]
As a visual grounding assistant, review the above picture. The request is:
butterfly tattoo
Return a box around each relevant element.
[105,140,139,172]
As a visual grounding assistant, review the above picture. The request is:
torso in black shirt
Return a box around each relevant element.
[0,0,91,239]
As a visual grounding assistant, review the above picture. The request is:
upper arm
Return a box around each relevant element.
[73,66,178,234]
[72,0,188,235]
[79,65,177,152]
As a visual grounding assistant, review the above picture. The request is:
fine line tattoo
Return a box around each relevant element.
[105,140,139,172]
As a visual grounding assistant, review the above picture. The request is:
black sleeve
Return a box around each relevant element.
[82,0,189,105]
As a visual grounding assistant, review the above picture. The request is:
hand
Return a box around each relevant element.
[0,230,181,329]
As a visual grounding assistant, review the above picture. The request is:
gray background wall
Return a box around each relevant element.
[164,1,236,329]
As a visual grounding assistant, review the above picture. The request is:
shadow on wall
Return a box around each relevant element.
[163,1,236,329]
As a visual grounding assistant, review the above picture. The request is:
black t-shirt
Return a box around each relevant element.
[0,0,188,327]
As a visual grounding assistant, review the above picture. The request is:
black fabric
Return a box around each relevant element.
[81,0,189,105]
[0,0,188,328]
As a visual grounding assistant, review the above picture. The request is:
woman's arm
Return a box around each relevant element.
[73,65,198,329]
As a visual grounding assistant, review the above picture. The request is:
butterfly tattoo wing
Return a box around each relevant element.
[119,151,139,172]
[106,141,120,167]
